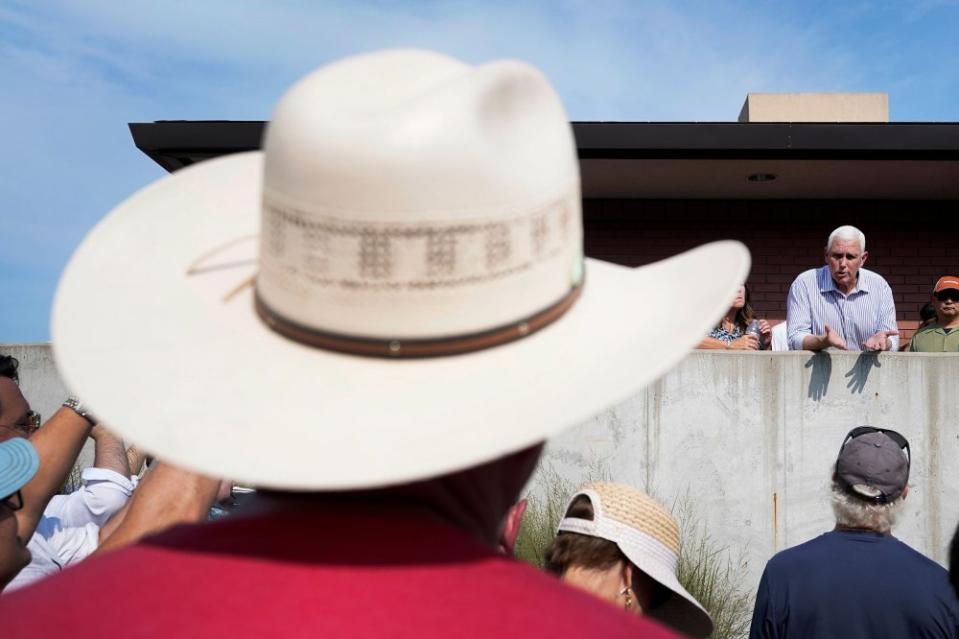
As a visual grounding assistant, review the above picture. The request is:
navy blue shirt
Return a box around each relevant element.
[751,530,959,639]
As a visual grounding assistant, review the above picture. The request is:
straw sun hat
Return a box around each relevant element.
[557,482,714,638]
[52,49,749,489]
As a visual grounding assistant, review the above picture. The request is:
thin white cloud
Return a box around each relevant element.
[0,0,873,120]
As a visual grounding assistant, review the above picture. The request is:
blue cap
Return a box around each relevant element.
[0,438,39,499]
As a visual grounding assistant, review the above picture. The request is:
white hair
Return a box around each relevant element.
[826,225,866,253]
[831,482,904,534]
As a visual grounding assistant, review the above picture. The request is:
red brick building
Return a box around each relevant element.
[131,120,959,341]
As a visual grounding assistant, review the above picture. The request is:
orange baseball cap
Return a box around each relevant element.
[933,276,959,293]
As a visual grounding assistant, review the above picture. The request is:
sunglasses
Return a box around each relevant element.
[0,412,41,438]
[935,290,959,302]
[2,490,24,512]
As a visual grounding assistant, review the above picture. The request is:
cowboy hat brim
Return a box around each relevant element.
[52,152,749,489]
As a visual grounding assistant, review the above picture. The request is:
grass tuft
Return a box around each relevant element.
[675,497,753,639]
[513,465,574,567]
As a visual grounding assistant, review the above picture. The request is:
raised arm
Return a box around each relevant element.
[42,425,135,528]
[15,403,93,540]
[90,424,130,478]
[95,461,219,554]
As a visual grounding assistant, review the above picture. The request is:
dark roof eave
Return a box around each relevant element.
[573,122,959,160]
[129,120,959,173]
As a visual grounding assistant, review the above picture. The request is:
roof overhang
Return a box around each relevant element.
[129,121,959,199]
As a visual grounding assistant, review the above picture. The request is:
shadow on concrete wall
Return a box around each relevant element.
[806,351,883,399]
[805,353,832,400]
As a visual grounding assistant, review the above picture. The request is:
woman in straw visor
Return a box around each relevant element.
[545,482,713,638]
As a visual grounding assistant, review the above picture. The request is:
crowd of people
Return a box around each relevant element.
[3,367,959,637]
[0,359,228,593]
[1,49,958,637]
[699,224,959,353]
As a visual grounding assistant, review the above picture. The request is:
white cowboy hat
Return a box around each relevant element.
[52,49,749,490]
[557,483,714,638]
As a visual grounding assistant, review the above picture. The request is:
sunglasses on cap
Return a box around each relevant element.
[841,425,910,459]
[935,290,959,302]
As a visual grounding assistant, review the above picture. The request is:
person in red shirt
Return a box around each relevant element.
[1,49,748,637]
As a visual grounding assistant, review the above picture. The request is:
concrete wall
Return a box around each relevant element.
[2,343,69,427]
[533,350,959,594]
[5,343,956,594]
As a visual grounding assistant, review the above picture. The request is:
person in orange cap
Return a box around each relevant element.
[909,276,959,352]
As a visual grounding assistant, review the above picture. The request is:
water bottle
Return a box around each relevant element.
[746,320,764,350]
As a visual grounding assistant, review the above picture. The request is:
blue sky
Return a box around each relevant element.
[2,0,958,342]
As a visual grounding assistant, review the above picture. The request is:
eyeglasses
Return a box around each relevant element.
[935,290,959,302]
[23,411,40,434]
[0,412,41,438]
[1,490,23,511]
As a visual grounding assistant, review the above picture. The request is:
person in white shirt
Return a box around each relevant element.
[5,424,135,590]
[786,225,898,352]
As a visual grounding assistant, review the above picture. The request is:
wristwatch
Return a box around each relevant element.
[62,396,96,425]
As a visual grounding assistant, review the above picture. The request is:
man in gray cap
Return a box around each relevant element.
[750,427,959,639]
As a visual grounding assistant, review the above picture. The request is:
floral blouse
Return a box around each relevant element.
[709,325,745,344]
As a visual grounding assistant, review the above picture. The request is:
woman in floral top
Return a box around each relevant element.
[697,284,770,350]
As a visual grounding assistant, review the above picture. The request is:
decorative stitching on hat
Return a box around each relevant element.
[260,191,578,291]
[426,231,456,277]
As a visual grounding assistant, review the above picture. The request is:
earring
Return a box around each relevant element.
[620,586,633,610]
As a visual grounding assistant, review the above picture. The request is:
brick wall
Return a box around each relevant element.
[583,199,958,340]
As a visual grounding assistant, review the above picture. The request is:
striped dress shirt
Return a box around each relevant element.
[786,266,898,351]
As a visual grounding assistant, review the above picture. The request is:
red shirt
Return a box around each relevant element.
[2,506,679,638]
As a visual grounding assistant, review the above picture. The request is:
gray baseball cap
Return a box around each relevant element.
[835,427,910,503]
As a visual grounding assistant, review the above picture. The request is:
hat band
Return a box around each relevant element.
[254,280,583,359]
[557,515,678,573]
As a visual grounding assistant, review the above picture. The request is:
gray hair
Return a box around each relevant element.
[831,482,904,534]
[826,225,866,253]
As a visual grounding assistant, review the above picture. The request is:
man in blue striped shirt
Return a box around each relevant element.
[786,225,899,351]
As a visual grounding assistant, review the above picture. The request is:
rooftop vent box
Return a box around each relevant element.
[738,92,889,123]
